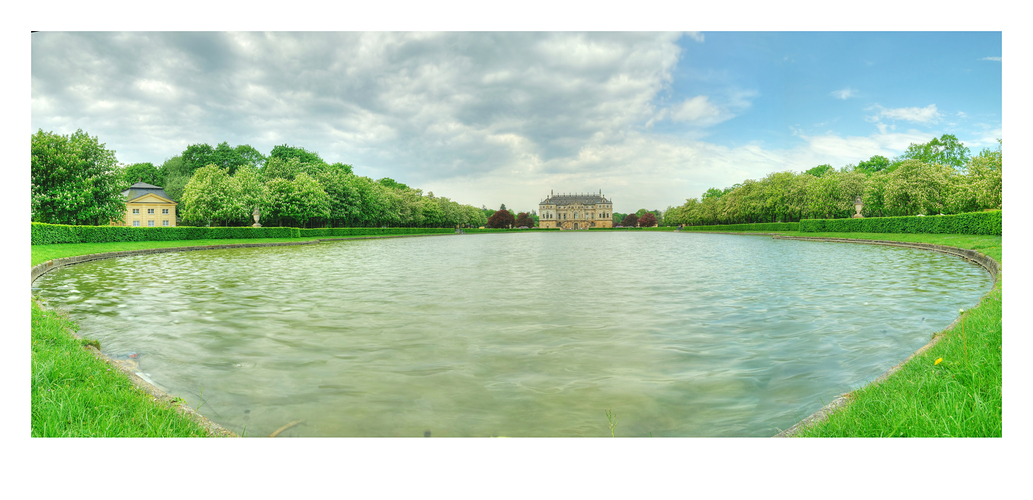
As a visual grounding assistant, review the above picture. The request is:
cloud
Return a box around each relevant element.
[981,56,1002,62]
[868,104,942,124]
[830,87,856,100]
[685,32,704,43]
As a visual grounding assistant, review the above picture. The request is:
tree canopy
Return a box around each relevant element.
[32,129,126,225]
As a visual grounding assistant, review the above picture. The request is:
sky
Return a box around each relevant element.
[29,31,1002,215]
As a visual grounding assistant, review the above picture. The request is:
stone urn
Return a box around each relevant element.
[252,206,262,227]
[852,196,864,218]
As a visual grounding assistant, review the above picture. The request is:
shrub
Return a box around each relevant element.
[31,223,300,245]
[799,211,1001,235]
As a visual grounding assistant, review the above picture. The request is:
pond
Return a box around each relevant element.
[34,232,993,436]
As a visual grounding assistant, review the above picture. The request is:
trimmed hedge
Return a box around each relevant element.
[463,227,559,233]
[799,211,1001,236]
[300,227,455,238]
[676,222,800,232]
[31,223,301,245]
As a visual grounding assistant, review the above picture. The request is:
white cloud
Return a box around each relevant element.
[669,96,729,125]
[869,104,942,124]
[830,87,856,100]
[685,32,704,43]
[981,56,1002,62]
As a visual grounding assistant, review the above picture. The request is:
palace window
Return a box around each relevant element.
[162,208,169,214]
[132,208,139,214]
[132,221,140,227]
[148,220,155,227]
[163,220,169,226]
[148,208,155,214]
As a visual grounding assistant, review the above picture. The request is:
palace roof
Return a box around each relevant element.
[541,193,610,206]
[122,182,174,203]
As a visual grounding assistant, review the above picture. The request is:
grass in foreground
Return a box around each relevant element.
[795,284,1002,437]
[31,298,211,437]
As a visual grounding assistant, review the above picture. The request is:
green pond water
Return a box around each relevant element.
[34,232,992,436]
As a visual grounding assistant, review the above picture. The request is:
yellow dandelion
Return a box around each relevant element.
[934,358,943,365]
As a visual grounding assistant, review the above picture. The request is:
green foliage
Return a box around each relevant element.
[269,144,327,168]
[32,129,127,225]
[297,227,455,238]
[157,156,191,202]
[180,165,240,226]
[805,164,834,177]
[799,210,1001,235]
[856,155,890,175]
[264,173,331,228]
[897,133,971,170]
[121,162,163,185]
[377,177,410,190]
[31,222,301,245]
[675,222,800,232]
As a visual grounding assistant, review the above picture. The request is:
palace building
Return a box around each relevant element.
[538,190,613,229]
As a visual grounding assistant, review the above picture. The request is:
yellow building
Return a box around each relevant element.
[111,182,178,227]
[538,190,613,229]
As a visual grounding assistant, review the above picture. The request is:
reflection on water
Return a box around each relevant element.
[34,232,991,436]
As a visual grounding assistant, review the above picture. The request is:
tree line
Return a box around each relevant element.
[663,134,1002,227]
[31,129,489,228]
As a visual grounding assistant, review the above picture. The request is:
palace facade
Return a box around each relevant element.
[538,190,613,229]
[110,182,178,227]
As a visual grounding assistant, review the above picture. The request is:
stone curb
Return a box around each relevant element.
[768,235,1001,437]
[29,232,454,437]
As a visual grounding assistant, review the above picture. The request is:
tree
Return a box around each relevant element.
[805,164,834,177]
[315,166,360,227]
[377,177,410,191]
[264,173,331,228]
[263,156,303,181]
[157,156,191,202]
[638,212,657,227]
[499,203,508,212]
[966,139,1002,210]
[268,144,327,168]
[884,160,952,216]
[179,165,241,226]
[514,212,533,228]
[121,162,163,185]
[855,155,890,175]
[32,129,127,225]
[486,208,515,228]
[621,213,639,227]
[898,134,971,171]
[181,143,217,175]
[235,144,267,169]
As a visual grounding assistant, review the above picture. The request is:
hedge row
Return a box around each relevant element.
[676,222,801,232]
[299,227,455,238]
[463,227,559,233]
[799,210,1001,235]
[31,223,302,245]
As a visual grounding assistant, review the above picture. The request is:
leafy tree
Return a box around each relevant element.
[179,165,241,226]
[264,173,331,228]
[884,160,952,216]
[315,166,360,227]
[181,143,217,175]
[486,208,515,228]
[638,212,657,227]
[235,164,268,223]
[621,213,639,227]
[805,164,834,177]
[158,156,191,202]
[898,134,971,170]
[377,177,410,191]
[121,162,162,185]
[514,212,533,227]
[235,144,267,169]
[612,212,626,225]
[967,139,1002,210]
[330,162,354,175]
[269,144,327,168]
[701,188,724,200]
[31,129,127,225]
[263,156,303,181]
[211,141,248,175]
[855,155,890,175]
[499,203,508,212]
